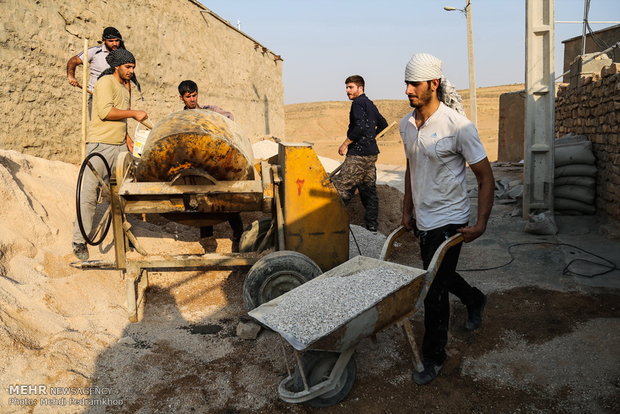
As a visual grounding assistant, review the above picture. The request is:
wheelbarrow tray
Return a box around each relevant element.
[248,255,427,352]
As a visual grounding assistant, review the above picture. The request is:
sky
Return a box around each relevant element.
[203,0,619,104]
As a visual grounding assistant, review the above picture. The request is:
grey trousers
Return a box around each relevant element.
[72,142,127,245]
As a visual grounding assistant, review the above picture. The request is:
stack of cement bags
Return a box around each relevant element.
[554,135,597,215]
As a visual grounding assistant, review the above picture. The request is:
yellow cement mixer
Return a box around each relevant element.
[73,109,349,321]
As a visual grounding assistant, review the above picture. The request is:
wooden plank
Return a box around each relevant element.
[130,253,259,269]
[122,197,263,214]
[119,180,263,196]
[111,184,127,270]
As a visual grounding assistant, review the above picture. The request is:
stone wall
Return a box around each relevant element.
[0,0,284,164]
[555,63,620,221]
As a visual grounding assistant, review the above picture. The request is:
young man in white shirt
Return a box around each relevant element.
[399,53,494,385]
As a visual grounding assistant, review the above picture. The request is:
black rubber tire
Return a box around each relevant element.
[243,250,322,310]
[239,218,273,253]
[290,351,356,408]
[76,152,112,246]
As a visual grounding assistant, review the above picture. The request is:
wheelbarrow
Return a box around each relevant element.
[248,227,464,407]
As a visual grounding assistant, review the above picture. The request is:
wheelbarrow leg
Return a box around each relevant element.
[399,317,424,372]
[279,347,356,406]
[294,350,310,391]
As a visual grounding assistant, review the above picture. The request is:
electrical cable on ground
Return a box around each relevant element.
[458,241,619,278]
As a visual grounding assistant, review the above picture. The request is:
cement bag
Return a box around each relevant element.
[555,134,588,145]
[554,176,596,187]
[554,185,595,204]
[555,197,596,215]
[555,140,595,167]
[554,164,597,178]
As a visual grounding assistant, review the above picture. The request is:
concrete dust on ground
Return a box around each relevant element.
[1,148,619,413]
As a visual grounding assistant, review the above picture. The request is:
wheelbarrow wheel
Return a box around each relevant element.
[243,250,322,310]
[76,152,112,246]
[291,351,356,408]
[239,218,274,253]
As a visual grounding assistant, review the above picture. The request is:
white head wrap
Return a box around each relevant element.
[405,53,443,82]
[405,53,466,116]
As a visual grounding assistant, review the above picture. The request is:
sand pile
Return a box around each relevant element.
[346,184,404,235]
[0,150,130,406]
[0,150,255,411]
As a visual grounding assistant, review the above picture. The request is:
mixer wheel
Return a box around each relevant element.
[243,250,322,310]
[76,152,112,246]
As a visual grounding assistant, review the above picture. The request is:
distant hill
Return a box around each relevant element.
[285,84,525,163]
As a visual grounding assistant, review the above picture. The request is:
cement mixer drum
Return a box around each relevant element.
[135,109,255,183]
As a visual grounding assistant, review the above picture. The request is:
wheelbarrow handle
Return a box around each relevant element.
[415,233,464,310]
[379,225,408,261]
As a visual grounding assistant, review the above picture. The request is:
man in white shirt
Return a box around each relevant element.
[400,53,494,385]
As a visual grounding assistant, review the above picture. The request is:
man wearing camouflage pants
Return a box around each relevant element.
[332,75,387,232]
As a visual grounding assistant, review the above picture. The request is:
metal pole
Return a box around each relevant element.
[81,38,88,160]
[465,1,477,127]
[581,0,589,55]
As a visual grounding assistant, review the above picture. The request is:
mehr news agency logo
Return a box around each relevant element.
[6,384,123,407]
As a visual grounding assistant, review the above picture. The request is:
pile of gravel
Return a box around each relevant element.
[259,267,417,348]
[349,224,387,259]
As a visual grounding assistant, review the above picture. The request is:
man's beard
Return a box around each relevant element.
[408,89,432,108]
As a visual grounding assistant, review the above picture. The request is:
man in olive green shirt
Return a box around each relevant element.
[72,49,148,260]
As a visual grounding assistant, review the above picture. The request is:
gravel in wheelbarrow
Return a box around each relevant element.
[248,256,426,350]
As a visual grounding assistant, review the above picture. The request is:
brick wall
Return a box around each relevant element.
[555,63,620,221]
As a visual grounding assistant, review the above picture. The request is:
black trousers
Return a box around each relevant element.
[358,183,378,228]
[417,223,478,365]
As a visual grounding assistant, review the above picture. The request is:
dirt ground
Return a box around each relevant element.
[84,279,620,414]
[61,170,616,414]
[74,178,620,414]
